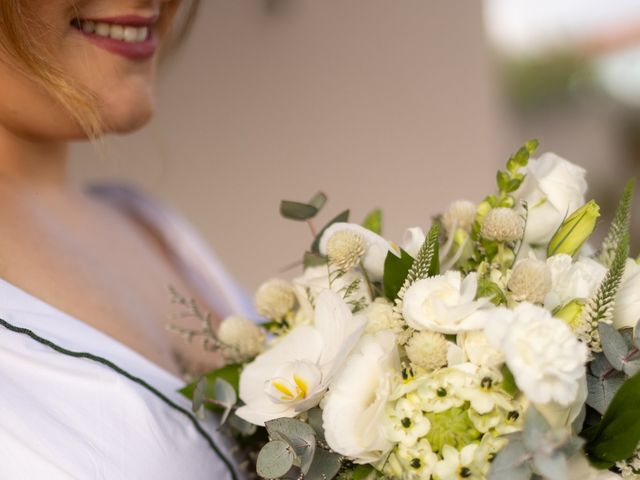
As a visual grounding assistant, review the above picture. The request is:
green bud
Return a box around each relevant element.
[547,200,600,257]
[477,200,492,220]
[554,299,585,331]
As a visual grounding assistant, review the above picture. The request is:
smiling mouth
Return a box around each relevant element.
[70,15,159,60]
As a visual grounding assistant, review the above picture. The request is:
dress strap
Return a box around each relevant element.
[87,183,255,321]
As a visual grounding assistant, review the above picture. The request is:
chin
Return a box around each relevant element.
[101,92,155,135]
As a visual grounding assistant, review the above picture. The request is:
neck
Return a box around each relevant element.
[0,125,69,188]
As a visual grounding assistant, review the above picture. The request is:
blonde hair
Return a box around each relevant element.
[0,0,200,138]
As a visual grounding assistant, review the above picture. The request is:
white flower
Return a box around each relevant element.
[433,444,480,480]
[405,331,448,371]
[613,259,640,330]
[513,152,588,245]
[459,368,513,415]
[413,367,470,413]
[480,207,525,243]
[544,254,607,311]
[457,330,504,368]
[319,223,392,280]
[384,439,439,479]
[322,331,400,463]
[217,316,265,362]
[255,278,296,319]
[569,453,623,480]
[293,265,371,309]
[485,303,588,405]
[402,271,490,334]
[402,227,426,258]
[326,230,366,271]
[385,398,431,447]
[442,200,477,234]
[507,258,552,304]
[236,290,366,425]
[362,298,403,336]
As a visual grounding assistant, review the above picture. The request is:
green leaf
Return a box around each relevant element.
[192,377,206,413]
[584,371,640,467]
[477,278,508,306]
[303,251,328,269]
[500,365,518,396]
[599,323,630,371]
[352,465,375,480]
[266,418,317,475]
[308,192,328,211]
[305,448,342,480]
[383,249,414,301]
[597,178,635,267]
[179,364,241,411]
[311,209,350,253]
[280,200,319,221]
[256,440,295,478]
[362,208,383,235]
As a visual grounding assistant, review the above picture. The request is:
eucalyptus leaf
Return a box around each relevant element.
[523,407,551,451]
[303,251,328,269]
[589,353,613,377]
[599,323,629,371]
[624,359,640,376]
[179,363,241,411]
[308,192,328,211]
[213,378,237,425]
[265,418,317,474]
[586,372,625,415]
[635,318,640,349]
[306,408,326,443]
[488,438,531,480]
[256,440,295,479]
[533,451,567,480]
[227,413,258,437]
[304,448,342,480]
[280,200,319,221]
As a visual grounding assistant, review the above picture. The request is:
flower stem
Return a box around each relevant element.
[360,261,375,299]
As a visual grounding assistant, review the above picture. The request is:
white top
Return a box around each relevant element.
[0,185,251,479]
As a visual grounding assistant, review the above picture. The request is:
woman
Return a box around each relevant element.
[0,1,250,478]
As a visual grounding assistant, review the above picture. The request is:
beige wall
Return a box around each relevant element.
[70,1,505,290]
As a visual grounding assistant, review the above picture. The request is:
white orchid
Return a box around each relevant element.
[402,271,490,334]
[319,223,392,280]
[236,290,366,425]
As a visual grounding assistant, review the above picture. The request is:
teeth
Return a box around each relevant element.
[78,20,149,43]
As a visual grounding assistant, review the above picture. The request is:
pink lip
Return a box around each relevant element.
[71,15,159,61]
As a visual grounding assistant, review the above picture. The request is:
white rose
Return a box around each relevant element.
[402,271,490,334]
[513,153,587,245]
[544,254,607,311]
[485,303,588,406]
[613,259,640,330]
[236,290,366,425]
[322,331,399,463]
[457,330,504,368]
[535,375,587,431]
[319,223,392,280]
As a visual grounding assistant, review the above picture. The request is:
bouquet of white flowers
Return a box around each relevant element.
[179,141,640,480]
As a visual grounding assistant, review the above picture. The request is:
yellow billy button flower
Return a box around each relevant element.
[547,200,600,257]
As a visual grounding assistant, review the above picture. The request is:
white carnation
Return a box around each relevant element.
[485,303,588,405]
[322,331,399,463]
[513,153,588,245]
[217,316,265,362]
[544,254,607,311]
[613,259,640,330]
[402,271,490,334]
